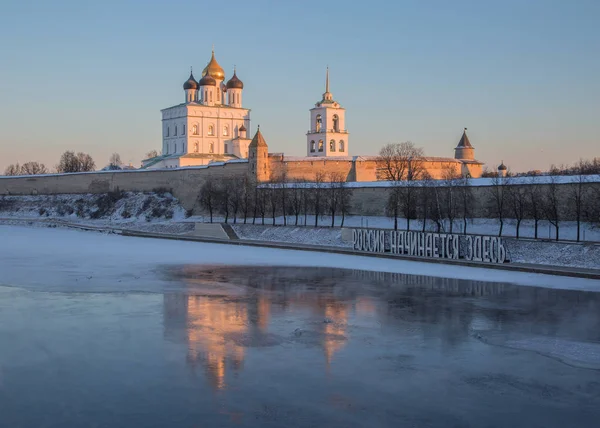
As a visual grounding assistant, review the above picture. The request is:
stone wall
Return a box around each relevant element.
[349,181,600,219]
[2,164,598,221]
[0,163,248,211]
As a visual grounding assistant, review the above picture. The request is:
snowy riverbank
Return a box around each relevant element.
[1,192,599,271]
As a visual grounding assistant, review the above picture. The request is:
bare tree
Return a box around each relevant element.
[417,173,434,232]
[198,175,218,223]
[458,175,472,234]
[217,180,232,223]
[289,180,305,226]
[272,165,289,226]
[506,182,527,239]
[56,151,79,173]
[267,181,279,225]
[255,186,267,225]
[312,171,326,227]
[441,164,461,233]
[145,150,159,159]
[301,181,312,226]
[56,151,96,173]
[567,161,589,242]
[386,185,401,231]
[377,142,425,181]
[108,153,122,170]
[4,163,21,176]
[526,178,543,239]
[542,176,561,241]
[228,177,244,224]
[430,180,445,233]
[585,182,600,229]
[487,174,508,236]
[326,172,347,227]
[338,180,353,227]
[240,175,255,224]
[77,152,96,172]
[380,142,426,230]
[20,162,47,175]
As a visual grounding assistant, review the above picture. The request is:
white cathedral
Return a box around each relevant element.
[142,50,349,169]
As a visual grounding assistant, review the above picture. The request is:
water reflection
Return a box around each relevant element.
[162,265,600,392]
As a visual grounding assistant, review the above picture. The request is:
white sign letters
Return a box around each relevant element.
[352,229,507,264]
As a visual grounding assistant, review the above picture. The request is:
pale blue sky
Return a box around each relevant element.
[0,0,598,173]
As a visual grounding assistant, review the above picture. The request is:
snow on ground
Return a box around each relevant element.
[231,224,600,270]
[198,215,600,242]
[0,225,598,292]
[232,224,347,247]
[0,192,193,234]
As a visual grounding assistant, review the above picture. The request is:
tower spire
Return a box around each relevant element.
[326,66,329,93]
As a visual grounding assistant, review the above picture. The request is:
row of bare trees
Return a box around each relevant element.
[3,162,48,176]
[4,151,96,175]
[379,142,600,241]
[487,175,599,241]
[198,171,353,227]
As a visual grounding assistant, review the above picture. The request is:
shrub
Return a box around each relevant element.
[151,206,166,218]
[185,208,194,218]
[165,209,174,220]
[38,207,47,216]
[121,209,132,219]
[153,187,172,197]
[142,197,153,212]
[75,203,86,218]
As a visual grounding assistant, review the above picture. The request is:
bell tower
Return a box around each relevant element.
[306,68,349,157]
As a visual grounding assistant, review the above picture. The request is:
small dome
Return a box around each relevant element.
[183,72,198,90]
[198,73,216,86]
[202,50,225,81]
[498,162,507,171]
[239,124,246,132]
[226,70,244,89]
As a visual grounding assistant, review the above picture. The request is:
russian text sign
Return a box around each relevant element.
[351,229,507,264]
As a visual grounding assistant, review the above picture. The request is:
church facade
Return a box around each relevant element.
[143,50,484,180]
[143,50,251,169]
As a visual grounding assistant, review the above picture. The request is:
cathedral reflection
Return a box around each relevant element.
[162,265,600,391]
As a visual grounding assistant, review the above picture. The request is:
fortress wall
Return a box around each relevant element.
[348,182,600,219]
[271,158,481,183]
[0,162,248,210]
[2,162,597,220]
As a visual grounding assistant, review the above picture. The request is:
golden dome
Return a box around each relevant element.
[202,50,225,81]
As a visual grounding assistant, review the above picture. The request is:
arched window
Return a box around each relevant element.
[223,125,229,136]
[316,114,322,132]
[208,125,214,136]
[332,114,339,132]
[166,126,169,137]
[318,140,324,152]
[224,143,228,154]
[339,140,345,152]
[193,124,198,135]
[182,125,186,135]
[209,142,214,153]
[330,140,336,152]
[194,142,199,153]
[174,126,177,136]
[310,140,316,152]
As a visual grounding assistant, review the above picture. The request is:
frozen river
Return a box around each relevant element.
[1,226,600,427]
